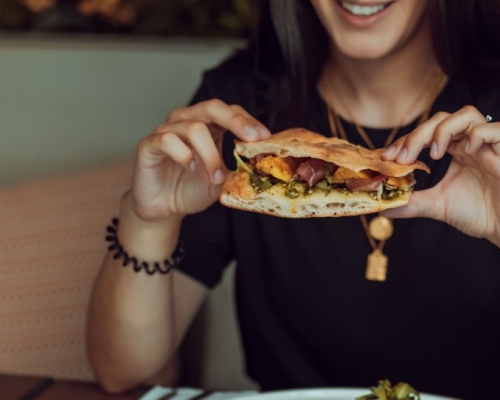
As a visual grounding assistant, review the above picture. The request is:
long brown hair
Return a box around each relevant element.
[249,0,500,130]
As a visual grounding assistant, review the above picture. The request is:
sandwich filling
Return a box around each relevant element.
[234,151,416,201]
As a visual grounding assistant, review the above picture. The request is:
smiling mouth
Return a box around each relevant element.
[337,1,394,17]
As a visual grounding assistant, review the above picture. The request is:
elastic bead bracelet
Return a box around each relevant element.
[105,218,185,275]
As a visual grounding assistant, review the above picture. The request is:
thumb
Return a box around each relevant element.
[380,189,442,220]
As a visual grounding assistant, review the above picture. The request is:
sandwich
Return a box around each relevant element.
[220,128,429,218]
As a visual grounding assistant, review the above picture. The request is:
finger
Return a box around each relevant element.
[185,121,227,184]
[404,112,452,163]
[156,119,230,173]
[229,104,254,118]
[384,106,487,164]
[155,120,227,184]
[382,135,409,160]
[465,122,500,155]
[431,105,485,158]
[138,131,194,171]
[382,111,450,162]
[167,99,271,142]
[139,121,226,185]
[229,104,272,138]
[380,188,442,220]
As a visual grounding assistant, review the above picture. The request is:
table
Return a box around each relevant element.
[0,374,149,400]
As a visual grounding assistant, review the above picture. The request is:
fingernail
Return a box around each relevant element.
[257,125,271,139]
[465,141,471,153]
[213,169,224,184]
[244,125,259,140]
[189,160,196,172]
[399,147,408,161]
[431,141,439,158]
[383,146,396,157]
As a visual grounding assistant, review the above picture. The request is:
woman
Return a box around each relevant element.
[87,1,500,399]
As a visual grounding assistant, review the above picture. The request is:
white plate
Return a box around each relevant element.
[231,388,460,400]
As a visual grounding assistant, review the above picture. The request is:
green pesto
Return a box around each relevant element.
[251,177,406,201]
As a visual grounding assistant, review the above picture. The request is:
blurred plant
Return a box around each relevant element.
[135,0,253,36]
[21,0,55,13]
[0,0,253,36]
[77,0,138,25]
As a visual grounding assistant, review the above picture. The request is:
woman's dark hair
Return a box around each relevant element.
[250,0,500,130]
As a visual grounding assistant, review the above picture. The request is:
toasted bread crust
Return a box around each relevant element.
[235,128,429,177]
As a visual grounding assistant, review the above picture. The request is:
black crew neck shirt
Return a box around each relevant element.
[177,52,500,400]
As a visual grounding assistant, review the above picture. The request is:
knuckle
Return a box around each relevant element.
[230,104,245,113]
[433,123,443,137]
[406,127,424,143]
[167,108,185,122]
[137,135,153,153]
[469,125,482,139]
[160,132,175,147]
[166,109,178,122]
[186,121,207,138]
[434,111,450,120]
[461,105,478,114]
[402,134,417,148]
[204,98,225,113]
[434,121,448,138]
[153,123,169,134]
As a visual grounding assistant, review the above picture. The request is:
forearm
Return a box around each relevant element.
[85,97,259,392]
[86,193,183,393]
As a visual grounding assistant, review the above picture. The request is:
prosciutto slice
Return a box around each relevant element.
[296,159,325,187]
[346,174,387,192]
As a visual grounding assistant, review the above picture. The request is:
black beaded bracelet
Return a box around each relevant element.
[105,218,185,275]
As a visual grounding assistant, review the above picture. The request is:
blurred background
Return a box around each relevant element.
[0,0,252,185]
[0,0,251,37]
[0,0,256,392]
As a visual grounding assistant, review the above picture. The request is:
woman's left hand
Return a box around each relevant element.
[381,105,500,248]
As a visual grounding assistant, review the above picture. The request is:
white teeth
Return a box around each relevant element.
[340,2,387,17]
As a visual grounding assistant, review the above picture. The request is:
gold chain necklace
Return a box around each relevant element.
[323,71,447,281]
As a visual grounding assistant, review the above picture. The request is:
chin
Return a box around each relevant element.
[333,34,399,60]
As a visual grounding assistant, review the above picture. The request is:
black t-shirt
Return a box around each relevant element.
[177,52,500,400]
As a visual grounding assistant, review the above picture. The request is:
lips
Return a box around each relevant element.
[333,0,395,28]
[337,1,393,18]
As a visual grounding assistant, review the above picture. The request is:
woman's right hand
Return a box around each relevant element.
[129,99,270,222]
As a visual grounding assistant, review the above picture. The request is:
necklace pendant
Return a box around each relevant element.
[366,249,388,282]
[368,216,394,241]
